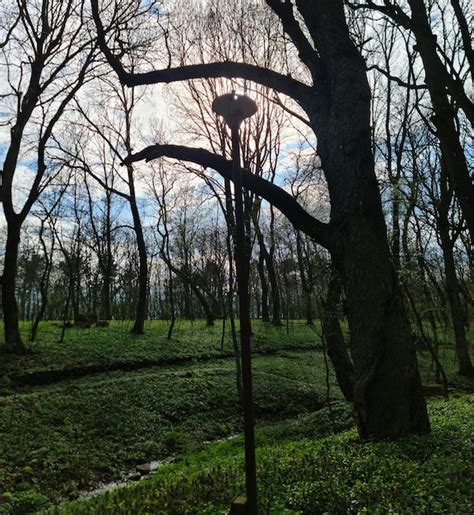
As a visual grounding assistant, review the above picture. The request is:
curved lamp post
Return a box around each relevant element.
[212,92,258,514]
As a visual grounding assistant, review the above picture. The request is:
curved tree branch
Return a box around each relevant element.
[124,144,332,249]
[90,0,312,102]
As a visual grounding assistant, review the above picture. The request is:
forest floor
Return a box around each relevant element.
[0,320,472,513]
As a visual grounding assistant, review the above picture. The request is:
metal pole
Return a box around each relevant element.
[229,119,257,514]
[212,93,258,514]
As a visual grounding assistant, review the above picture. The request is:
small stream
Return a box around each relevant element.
[79,457,175,499]
[79,434,239,500]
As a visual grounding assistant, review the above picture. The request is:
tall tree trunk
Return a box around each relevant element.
[129,196,148,335]
[2,220,26,354]
[300,0,429,439]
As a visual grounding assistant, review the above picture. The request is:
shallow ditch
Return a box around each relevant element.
[77,434,239,500]
[4,344,320,390]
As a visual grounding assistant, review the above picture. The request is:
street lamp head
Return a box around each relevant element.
[212,91,257,128]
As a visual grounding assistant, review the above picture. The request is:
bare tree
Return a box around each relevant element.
[91,0,430,438]
[348,0,474,243]
[0,0,101,353]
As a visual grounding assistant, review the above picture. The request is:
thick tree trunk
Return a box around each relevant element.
[300,0,429,439]
[322,272,354,402]
[334,222,428,438]
[2,221,26,354]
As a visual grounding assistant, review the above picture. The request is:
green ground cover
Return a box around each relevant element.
[56,396,474,514]
[0,345,341,512]
[0,320,321,384]
[0,320,472,513]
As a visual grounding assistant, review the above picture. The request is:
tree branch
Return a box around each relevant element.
[345,1,412,29]
[124,144,332,249]
[265,0,322,81]
[90,0,312,101]
[450,0,474,80]
[367,63,427,90]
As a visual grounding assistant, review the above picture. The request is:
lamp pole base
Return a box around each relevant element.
[230,496,248,514]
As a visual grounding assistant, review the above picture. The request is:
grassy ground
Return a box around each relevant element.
[0,321,341,513]
[0,320,321,384]
[55,396,474,514]
[0,320,472,513]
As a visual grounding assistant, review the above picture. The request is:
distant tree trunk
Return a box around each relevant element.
[100,269,112,320]
[296,232,314,325]
[30,219,54,342]
[162,257,215,327]
[166,269,176,340]
[257,250,270,322]
[437,164,473,378]
[252,212,281,325]
[321,271,354,401]
[128,176,148,335]
[59,282,72,344]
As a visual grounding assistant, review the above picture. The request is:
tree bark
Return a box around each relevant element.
[129,196,148,335]
[2,221,26,353]
[321,271,354,401]
[298,0,429,439]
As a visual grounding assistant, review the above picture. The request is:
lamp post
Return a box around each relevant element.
[212,92,258,514]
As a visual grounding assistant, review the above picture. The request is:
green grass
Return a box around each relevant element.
[0,320,321,382]
[0,346,340,513]
[54,395,473,514]
[0,319,472,513]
